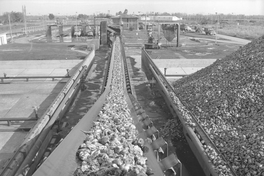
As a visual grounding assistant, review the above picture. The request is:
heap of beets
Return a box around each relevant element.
[172,35,264,176]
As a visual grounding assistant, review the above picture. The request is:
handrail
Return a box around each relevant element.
[0,76,70,83]
[0,76,70,79]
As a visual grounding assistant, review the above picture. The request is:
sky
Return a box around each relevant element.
[0,0,263,16]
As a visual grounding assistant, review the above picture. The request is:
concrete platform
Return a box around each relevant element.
[152,59,216,82]
[0,60,82,167]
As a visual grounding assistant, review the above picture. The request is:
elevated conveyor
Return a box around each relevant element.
[32,37,172,176]
[141,48,237,176]
[0,48,95,176]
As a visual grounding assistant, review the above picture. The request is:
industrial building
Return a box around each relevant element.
[140,16,182,22]
[111,15,139,30]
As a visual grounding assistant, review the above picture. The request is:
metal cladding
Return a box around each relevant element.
[100,21,107,45]
[162,24,176,42]
[161,23,180,47]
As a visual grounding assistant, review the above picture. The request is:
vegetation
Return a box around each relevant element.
[180,14,264,40]
[218,24,264,40]
[48,13,55,20]
[0,12,24,24]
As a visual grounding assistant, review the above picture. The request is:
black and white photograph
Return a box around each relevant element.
[0,0,263,176]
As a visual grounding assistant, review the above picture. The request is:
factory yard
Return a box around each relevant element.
[0,59,83,167]
[0,18,261,176]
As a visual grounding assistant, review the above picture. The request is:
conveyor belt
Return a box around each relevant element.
[141,48,236,176]
[32,38,117,176]
[32,37,164,176]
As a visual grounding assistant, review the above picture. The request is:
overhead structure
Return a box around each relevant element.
[111,15,139,30]
[161,23,180,47]
[100,21,107,45]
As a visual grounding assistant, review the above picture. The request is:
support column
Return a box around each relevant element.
[71,26,75,38]
[176,23,180,47]
[58,25,63,42]
[93,15,96,38]
[100,21,107,45]
[136,19,139,31]
[158,23,160,42]
[81,25,86,36]
[46,25,52,41]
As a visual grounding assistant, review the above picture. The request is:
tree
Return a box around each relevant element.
[116,11,122,15]
[48,13,55,20]
[1,12,23,24]
[78,14,88,19]
[123,9,128,15]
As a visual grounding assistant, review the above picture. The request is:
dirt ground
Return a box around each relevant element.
[0,28,242,175]
[0,42,89,60]
[123,29,242,60]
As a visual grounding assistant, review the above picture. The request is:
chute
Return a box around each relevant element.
[161,24,176,42]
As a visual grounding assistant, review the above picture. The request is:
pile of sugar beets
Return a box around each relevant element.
[74,38,152,176]
[171,35,264,176]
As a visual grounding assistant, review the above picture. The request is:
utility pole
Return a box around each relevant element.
[76,12,78,40]
[22,5,27,35]
[8,13,13,43]
[215,12,218,44]
[93,14,96,38]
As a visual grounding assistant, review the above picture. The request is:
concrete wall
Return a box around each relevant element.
[0,34,7,45]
